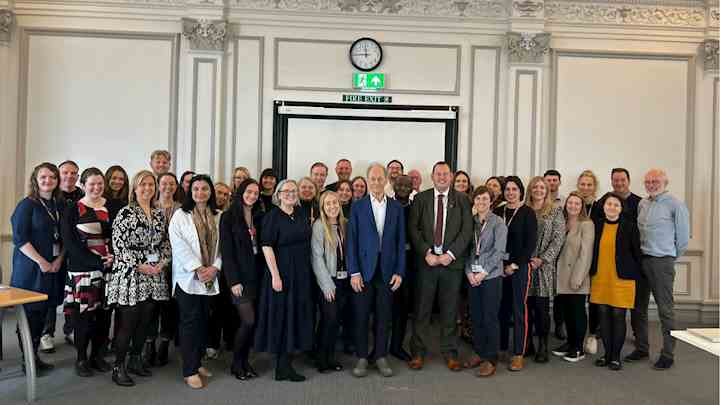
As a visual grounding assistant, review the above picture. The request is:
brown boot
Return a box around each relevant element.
[508,355,524,371]
[476,361,496,377]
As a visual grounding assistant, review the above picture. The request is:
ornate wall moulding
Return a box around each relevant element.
[231,0,510,18]
[702,39,719,72]
[513,0,544,17]
[507,31,550,64]
[182,17,227,51]
[545,2,707,27]
[0,9,15,44]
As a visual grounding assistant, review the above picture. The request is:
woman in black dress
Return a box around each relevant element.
[254,179,314,382]
[220,178,265,380]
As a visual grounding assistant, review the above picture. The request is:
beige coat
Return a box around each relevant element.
[556,220,594,295]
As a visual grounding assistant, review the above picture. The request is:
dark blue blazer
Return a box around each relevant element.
[346,195,406,283]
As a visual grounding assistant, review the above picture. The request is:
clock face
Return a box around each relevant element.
[349,38,383,72]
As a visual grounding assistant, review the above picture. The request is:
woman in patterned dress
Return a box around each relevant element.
[106,170,171,387]
[62,167,119,377]
[525,176,566,363]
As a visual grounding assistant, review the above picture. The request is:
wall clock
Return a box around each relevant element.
[349,37,383,72]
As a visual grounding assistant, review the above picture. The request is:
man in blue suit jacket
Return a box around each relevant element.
[346,163,405,378]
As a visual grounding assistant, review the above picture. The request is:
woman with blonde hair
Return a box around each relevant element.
[577,170,600,219]
[525,176,566,363]
[231,167,251,194]
[298,176,320,224]
[311,191,350,373]
[577,170,601,353]
[107,170,171,386]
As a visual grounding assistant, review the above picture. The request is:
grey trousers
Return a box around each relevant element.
[632,256,676,359]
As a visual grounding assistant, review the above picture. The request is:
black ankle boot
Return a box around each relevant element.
[143,340,157,368]
[75,360,94,377]
[156,340,169,367]
[316,351,330,373]
[534,336,549,363]
[127,355,152,377]
[112,360,135,387]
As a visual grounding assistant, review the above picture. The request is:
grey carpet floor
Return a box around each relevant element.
[0,312,717,405]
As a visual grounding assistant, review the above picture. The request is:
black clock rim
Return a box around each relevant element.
[349,37,383,72]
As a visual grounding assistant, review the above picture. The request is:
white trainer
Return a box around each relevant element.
[40,334,55,353]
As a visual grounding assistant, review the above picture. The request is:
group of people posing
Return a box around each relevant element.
[9,151,690,391]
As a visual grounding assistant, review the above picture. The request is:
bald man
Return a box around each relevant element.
[630,169,689,370]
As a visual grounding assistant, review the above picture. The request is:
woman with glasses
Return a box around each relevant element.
[254,180,314,382]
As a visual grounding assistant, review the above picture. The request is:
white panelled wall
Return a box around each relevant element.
[0,0,718,323]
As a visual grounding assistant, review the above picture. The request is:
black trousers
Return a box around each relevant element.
[20,304,50,354]
[353,268,393,359]
[499,265,531,355]
[208,275,238,350]
[527,296,550,338]
[588,300,599,335]
[176,287,210,377]
[597,304,627,362]
[469,276,502,362]
[71,308,109,361]
[390,254,414,352]
[114,300,156,363]
[553,296,564,330]
[557,294,587,352]
[317,278,351,354]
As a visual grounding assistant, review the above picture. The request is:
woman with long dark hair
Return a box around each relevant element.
[220,178,265,380]
[169,174,222,389]
[495,176,537,372]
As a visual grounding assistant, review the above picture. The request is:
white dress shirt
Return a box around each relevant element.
[433,188,455,259]
[370,193,387,250]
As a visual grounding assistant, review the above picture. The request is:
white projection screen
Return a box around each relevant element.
[276,103,459,187]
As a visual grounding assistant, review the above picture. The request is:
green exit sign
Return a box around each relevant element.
[353,73,385,90]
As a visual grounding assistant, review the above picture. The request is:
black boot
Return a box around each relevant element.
[535,336,549,363]
[326,350,343,372]
[156,340,169,367]
[75,360,94,377]
[316,350,330,374]
[275,355,305,382]
[524,339,536,358]
[127,355,152,377]
[143,340,157,368]
[112,360,135,387]
[90,343,112,372]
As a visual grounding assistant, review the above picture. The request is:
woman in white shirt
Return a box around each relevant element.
[169,174,222,389]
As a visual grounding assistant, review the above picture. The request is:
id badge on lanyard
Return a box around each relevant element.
[249,226,258,255]
[145,218,159,264]
[471,221,488,273]
[336,228,347,279]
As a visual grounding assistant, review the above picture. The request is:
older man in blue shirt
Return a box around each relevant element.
[626,169,689,370]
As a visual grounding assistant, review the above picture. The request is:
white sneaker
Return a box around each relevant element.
[40,334,55,353]
[584,335,598,355]
[205,348,219,360]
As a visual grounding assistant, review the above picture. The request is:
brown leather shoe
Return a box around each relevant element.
[463,355,483,369]
[476,361,496,377]
[508,355,524,371]
[446,358,462,372]
[185,374,204,389]
[408,356,424,370]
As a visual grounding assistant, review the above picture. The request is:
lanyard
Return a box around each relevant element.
[39,198,60,241]
[336,225,344,259]
[503,204,522,228]
[474,219,489,257]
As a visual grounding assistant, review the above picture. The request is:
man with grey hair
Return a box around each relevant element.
[346,162,406,378]
[628,169,689,370]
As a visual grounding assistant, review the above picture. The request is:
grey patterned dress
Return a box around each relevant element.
[106,204,172,306]
[528,205,566,297]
